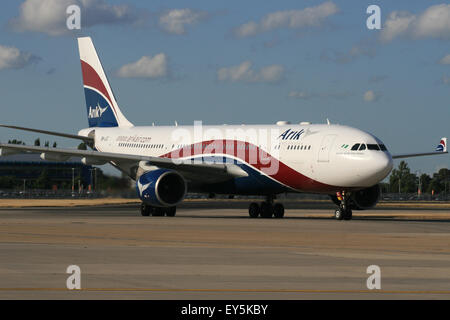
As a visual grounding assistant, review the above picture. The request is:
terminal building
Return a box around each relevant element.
[0,154,92,191]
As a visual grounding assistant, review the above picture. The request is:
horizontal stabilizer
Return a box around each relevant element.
[0,124,93,142]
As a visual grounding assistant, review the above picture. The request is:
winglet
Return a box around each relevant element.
[436,137,447,152]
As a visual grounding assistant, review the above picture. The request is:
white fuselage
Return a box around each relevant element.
[80,123,393,194]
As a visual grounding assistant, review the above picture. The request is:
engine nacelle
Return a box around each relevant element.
[136,169,186,207]
[0,148,19,156]
[81,157,107,165]
[349,184,381,210]
[40,152,70,161]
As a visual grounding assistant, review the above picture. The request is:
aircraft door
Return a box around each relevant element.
[318,134,336,162]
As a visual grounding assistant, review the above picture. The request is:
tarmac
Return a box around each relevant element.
[0,201,449,299]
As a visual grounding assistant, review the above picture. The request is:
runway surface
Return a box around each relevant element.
[0,201,449,299]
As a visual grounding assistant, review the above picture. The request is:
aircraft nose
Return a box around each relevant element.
[369,152,393,183]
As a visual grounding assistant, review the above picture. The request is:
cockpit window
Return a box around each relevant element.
[351,142,386,152]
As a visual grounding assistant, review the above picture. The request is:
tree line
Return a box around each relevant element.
[382,161,450,194]
[8,138,58,148]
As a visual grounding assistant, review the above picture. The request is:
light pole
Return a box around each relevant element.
[72,168,75,195]
[415,170,421,200]
[89,167,97,194]
[89,168,93,193]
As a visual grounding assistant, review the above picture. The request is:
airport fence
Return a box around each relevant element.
[0,189,449,201]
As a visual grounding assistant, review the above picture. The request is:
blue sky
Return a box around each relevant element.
[0,0,449,177]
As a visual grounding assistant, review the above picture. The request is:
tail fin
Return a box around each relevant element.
[77,37,133,128]
[436,137,447,152]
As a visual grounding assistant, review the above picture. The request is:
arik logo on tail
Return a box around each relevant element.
[88,103,108,119]
[278,129,304,140]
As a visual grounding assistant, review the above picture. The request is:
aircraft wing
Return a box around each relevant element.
[0,124,93,143]
[391,137,448,159]
[0,143,248,181]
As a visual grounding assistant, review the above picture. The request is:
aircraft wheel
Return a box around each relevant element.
[334,208,344,220]
[248,202,260,218]
[166,206,176,217]
[273,203,285,218]
[260,202,273,218]
[152,207,165,216]
[140,203,151,216]
[343,208,353,220]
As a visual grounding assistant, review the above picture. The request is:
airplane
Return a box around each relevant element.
[0,37,447,220]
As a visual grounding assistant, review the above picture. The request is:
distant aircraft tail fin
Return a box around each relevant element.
[436,137,447,152]
[77,37,133,128]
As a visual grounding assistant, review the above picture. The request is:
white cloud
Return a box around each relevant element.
[217,61,284,83]
[289,90,352,100]
[414,4,450,39]
[233,1,338,38]
[363,90,381,102]
[439,54,450,65]
[441,75,450,85]
[158,9,208,35]
[380,4,450,42]
[234,21,259,38]
[0,45,40,70]
[11,0,143,36]
[116,54,168,79]
[321,43,375,64]
[379,11,415,42]
[369,75,389,83]
[289,91,312,99]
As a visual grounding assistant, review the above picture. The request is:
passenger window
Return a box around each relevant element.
[359,144,366,151]
[351,143,360,151]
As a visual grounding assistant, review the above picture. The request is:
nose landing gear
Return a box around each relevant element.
[334,191,352,220]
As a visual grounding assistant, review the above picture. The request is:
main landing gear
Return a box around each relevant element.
[334,191,352,221]
[140,203,176,217]
[248,195,285,219]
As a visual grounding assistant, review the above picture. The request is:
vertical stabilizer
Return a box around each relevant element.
[78,37,133,128]
[436,137,447,152]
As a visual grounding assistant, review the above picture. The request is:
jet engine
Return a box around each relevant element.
[349,184,381,210]
[330,184,381,210]
[136,169,186,207]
